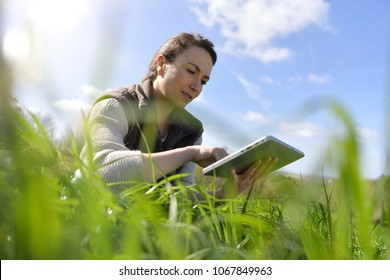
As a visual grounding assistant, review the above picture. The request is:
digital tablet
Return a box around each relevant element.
[202,135,304,177]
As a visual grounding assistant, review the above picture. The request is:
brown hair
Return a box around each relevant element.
[143,32,217,82]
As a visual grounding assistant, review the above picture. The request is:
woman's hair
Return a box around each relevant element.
[143,32,217,82]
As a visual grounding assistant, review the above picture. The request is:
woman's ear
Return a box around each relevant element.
[156,55,166,76]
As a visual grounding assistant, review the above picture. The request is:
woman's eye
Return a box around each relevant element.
[186,67,208,85]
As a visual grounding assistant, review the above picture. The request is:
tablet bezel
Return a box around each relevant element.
[202,135,304,177]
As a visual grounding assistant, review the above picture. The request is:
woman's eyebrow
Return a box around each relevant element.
[188,62,210,80]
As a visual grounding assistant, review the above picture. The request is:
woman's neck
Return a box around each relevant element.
[151,83,174,137]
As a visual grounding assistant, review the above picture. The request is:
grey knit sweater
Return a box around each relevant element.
[80,98,200,187]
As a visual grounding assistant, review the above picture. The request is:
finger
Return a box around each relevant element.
[265,157,279,173]
[267,157,279,171]
[253,157,271,173]
[214,147,229,161]
[255,157,278,177]
[249,160,262,173]
[241,160,262,178]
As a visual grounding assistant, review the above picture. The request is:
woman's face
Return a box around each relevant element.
[153,46,213,109]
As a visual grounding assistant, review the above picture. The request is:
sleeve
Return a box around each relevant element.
[175,135,202,186]
[80,98,146,186]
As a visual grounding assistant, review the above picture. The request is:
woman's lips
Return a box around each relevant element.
[182,91,192,102]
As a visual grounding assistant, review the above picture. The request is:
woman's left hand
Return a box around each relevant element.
[228,157,279,195]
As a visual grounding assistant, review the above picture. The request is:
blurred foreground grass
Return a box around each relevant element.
[1,89,390,259]
[1,23,390,258]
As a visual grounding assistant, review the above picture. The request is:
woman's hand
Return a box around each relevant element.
[142,145,228,182]
[224,157,279,197]
[191,145,229,167]
[191,146,278,197]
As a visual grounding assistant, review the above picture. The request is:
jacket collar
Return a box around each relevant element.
[128,79,154,110]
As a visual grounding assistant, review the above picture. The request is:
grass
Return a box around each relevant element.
[1,39,390,259]
[1,94,390,260]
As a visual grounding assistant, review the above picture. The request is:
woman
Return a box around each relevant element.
[80,32,276,198]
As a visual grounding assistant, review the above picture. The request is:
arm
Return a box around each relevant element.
[176,135,203,186]
[82,98,227,184]
[142,145,228,182]
[82,98,276,197]
[80,98,146,184]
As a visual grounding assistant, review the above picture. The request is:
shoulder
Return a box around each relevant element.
[90,84,141,118]
[88,98,128,125]
[90,97,123,115]
[86,98,131,137]
[94,86,138,105]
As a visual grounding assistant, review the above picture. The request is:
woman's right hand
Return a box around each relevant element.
[191,145,229,167]
[142,145,228,182]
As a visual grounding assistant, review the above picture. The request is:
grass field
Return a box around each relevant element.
[1,34,390,259]
[1,91,389,260]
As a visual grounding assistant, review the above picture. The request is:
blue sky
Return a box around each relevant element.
[2,0,389,179]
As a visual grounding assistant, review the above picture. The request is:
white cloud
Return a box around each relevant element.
[259,73,332,88]
[307,73,331,84]
[53,98,91,112]
[279,121,324,139]
[240,111,268,123]
[191,0,330,63]
[260,75,279,85]
[237,74,271,109]
[287,75,304,86]
[78,84,104,97]
[357,127,380,139]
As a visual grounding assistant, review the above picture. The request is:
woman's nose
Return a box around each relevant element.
[190,78,202,94]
